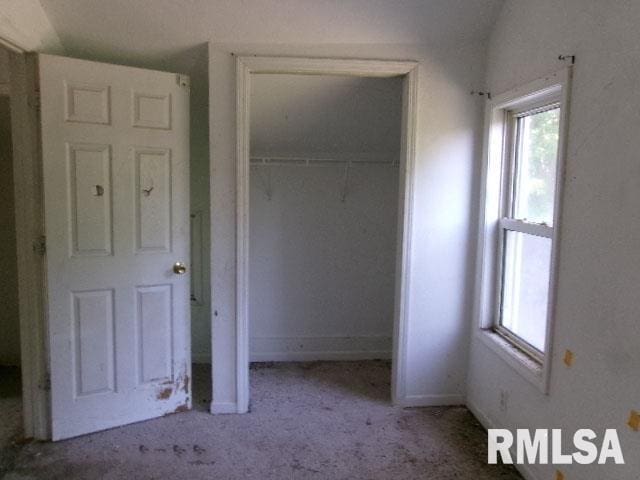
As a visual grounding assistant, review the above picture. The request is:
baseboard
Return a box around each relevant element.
[250,350,391,362]
[466,399,494,427]
[397,393,465,407]
[249,335,392,362]
[210,401,238,414]
[193,351,391,363]
[466,399,539,480]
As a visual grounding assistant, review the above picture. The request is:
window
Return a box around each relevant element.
[496,105,560,359]
[476,68,571,390]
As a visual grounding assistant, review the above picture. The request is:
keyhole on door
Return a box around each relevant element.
[142,186,154,197]
[92,185,104,197]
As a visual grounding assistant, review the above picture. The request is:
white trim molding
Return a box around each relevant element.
[9,52,50,439]
[473,67,573,394]
[235,56,418,413]
[0,36,27,54]
[398,394,465,407]
[210,402,238,415]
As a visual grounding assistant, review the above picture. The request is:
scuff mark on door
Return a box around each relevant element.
[157,387,172,400]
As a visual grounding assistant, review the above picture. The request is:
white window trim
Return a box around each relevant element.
[473,67,572,393]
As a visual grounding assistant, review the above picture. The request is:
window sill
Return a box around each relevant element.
[476,329,549,394]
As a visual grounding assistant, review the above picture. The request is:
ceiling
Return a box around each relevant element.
[39,0,504,68]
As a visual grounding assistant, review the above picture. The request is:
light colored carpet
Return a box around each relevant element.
[2,362,521,479]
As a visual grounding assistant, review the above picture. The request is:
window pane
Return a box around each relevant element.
[500,231,552,352]
[513,107,560,225]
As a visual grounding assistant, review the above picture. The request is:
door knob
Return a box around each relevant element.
[173,262,187,275]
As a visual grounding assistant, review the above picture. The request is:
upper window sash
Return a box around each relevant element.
[503,102,561,224]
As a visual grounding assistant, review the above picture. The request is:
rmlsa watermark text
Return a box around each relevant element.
[488,429,624,465]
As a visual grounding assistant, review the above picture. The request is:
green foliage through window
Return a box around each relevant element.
[513,107,560,225]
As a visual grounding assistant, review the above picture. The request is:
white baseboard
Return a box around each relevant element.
[466,399,539,480]
[250,350,391,362]
[210,401,238,414]
[249,335,392,362]
[397,393,465,407]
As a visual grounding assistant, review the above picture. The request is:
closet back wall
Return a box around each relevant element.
[249,74,402,361]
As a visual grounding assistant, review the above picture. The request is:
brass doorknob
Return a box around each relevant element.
[173,262,187,275]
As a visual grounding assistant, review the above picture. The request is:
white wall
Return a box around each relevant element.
[251,74,402,156]
[466,2,640,479]
[249,163,399,361]
[37,0,503,59]
[210,41,487,410]
[0,94,20,365]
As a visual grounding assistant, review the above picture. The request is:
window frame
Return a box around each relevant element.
[495,103,559,362]
[474,68,572,393]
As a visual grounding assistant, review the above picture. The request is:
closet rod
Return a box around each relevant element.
[250,156,398,167]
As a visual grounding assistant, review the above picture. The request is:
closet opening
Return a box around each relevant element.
[0,46,24,446]
[247,72,404,403]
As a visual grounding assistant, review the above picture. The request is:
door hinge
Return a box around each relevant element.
[177,74,190,89]
[33,235,46,255]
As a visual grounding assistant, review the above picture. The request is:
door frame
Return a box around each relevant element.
[235,56,419,412]
[2,38,50,440]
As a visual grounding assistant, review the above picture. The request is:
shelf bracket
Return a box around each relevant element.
[256,165,273,200]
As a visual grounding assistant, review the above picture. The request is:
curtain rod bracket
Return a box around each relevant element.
[470,90,491,100]
[469,90,491,100]
[558,54,576,65]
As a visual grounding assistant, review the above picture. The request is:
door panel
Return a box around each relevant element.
[39,54,190,440]
[72,289,115,396]
[134,147,172,252]
[68,142,113,256]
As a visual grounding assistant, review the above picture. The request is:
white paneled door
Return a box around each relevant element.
[39,54,191,440]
